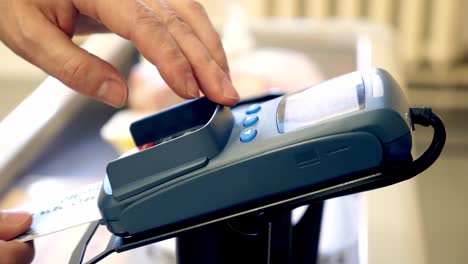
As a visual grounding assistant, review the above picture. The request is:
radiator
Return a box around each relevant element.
[201,0,466,66]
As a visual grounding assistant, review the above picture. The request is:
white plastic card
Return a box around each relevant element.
[14,182,102,242]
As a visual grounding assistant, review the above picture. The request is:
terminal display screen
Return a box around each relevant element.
[277,72,365,133]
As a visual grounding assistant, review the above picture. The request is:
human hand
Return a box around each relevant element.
[0,0,239,107]
[0,211,34,264]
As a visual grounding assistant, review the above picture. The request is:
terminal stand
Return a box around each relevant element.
[177,201,323,264]
[70,201,324,264]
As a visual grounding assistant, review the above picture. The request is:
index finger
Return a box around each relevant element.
[166,0,231,76]
[73,0,201,100]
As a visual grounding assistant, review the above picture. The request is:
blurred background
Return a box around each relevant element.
[1,0,467,263]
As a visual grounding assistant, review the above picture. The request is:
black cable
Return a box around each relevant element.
[376,107,446,186]
[68,221,100,264]
[376,107,446,183]
[403,107,446,177]
[318,107,446,199]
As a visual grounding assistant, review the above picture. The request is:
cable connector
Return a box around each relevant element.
[410,107,433,130]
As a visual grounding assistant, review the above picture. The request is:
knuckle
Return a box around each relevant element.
[173,59,192,78]
[206,32,229,72]
[14,19,35,47]
[164,12,181,28]
[60,54,93,93]
[197,54,217,70]
[218,59,230,74]
[192,57,219,72]
[210,33,227,60]
[215,54,229,72]
[158,44,192,76]
[211,31,223,48]
[134,1,162,28]
[162,55,190,75]
[187,0,207,15]
[166,15,193,35]
[159,40,182,60]
[131,2,165,42]
[174,59,192,76]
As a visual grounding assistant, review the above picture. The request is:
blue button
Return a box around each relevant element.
[240,128,257,143]
[246,104,261,114]
[243,115,259,127]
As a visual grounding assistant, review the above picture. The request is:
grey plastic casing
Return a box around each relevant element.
[98,68,412,237]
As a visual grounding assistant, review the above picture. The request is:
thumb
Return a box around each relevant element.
[4,11,128,108]
[0,211,32,241]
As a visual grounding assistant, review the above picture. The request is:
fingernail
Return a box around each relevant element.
[185,72,200,98]
[222,76,239,100]
[98,79,127,108]
[0,211,31,227]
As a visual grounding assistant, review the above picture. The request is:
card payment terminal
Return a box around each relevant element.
[94,68,445,241]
